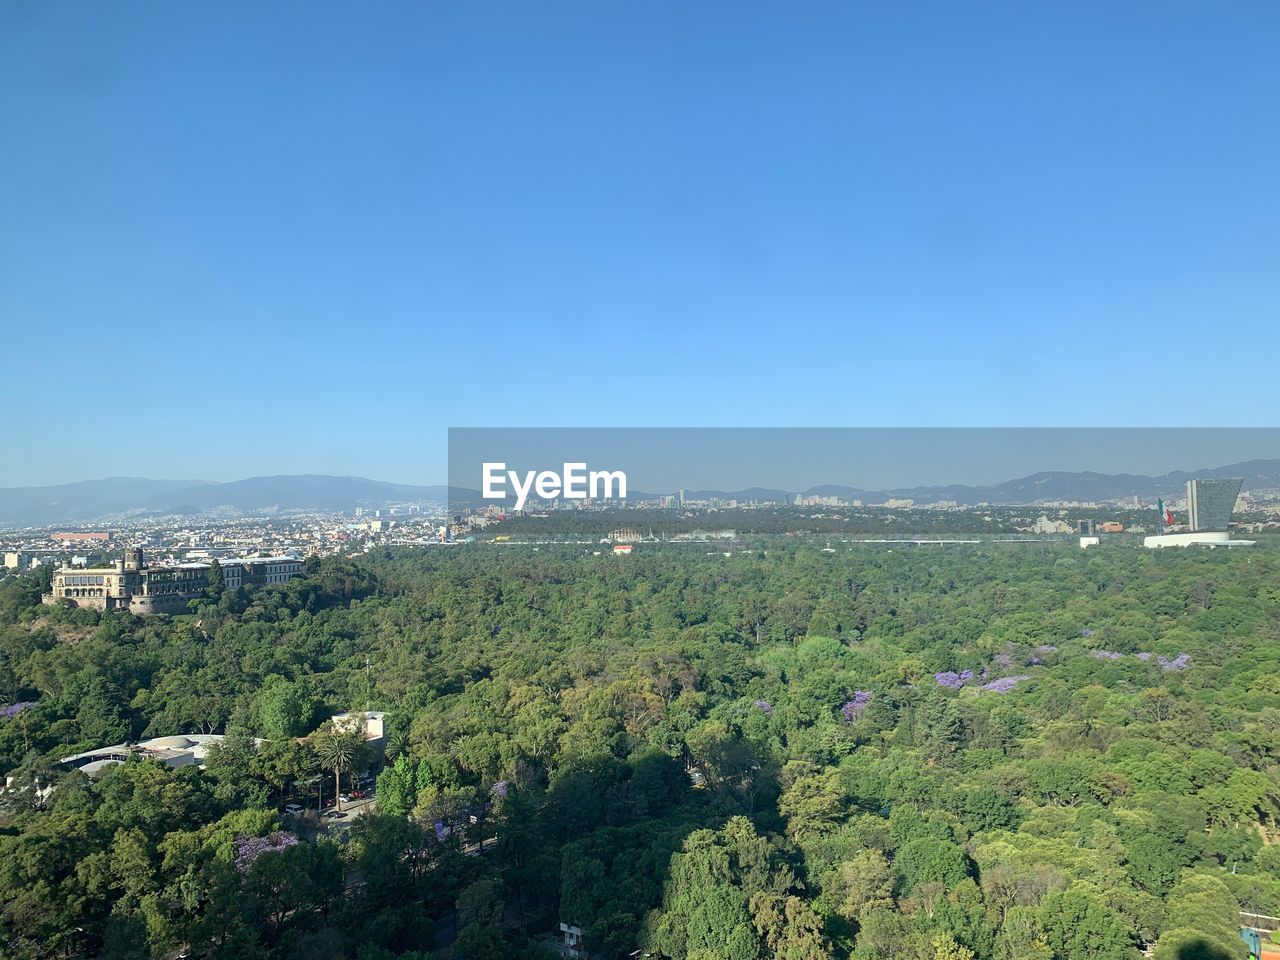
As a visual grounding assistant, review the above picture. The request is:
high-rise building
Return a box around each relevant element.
[1186,478,1242,532]
[1145,477,1251,548]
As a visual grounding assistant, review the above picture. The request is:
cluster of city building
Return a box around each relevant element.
[1071,479,1252,549]
[0,506,458,575]
[1141,478,1253,548]
[458,481,1280,518]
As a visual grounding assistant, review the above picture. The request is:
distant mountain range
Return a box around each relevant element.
[676,459,1280,507]
[0,475,450,527]
[3,460,1279,526]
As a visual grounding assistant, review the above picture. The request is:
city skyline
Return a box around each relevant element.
[3,433,1280,528]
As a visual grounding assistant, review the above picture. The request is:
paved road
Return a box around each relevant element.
[320,794,377,832]
[284,793,378,838]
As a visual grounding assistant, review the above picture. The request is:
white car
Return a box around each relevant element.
[284,803,304,816]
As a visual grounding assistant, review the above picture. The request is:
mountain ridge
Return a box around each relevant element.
[669,458,1280,506]
[0,475,450,527]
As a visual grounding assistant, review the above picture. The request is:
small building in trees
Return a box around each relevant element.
[331,710,388,775]
[59,733,261,779]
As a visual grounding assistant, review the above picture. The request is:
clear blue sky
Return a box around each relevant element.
[2,2,1278,486]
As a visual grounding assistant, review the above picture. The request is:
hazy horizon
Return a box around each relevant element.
[6,427,1280,494]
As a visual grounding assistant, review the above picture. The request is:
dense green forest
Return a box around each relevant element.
[1,542,1278,960]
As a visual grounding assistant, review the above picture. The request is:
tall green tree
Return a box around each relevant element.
[205,559,225,601]
[376,754,419,817]
[255,675,313,739]
[313,726,365,811]
[1039,888,1132,960]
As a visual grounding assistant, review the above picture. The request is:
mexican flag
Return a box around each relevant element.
[1159,499,1175,527]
